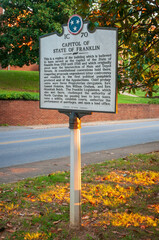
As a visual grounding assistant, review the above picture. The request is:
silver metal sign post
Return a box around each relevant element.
[69,112,81,229]
[59,111,91,229]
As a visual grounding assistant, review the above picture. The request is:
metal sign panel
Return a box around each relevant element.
[40,17,118,113]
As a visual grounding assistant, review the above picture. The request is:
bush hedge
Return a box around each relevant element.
[0,92,39,101]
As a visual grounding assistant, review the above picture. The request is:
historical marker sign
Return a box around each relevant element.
[40,15,118,229]
[40,15,118,113]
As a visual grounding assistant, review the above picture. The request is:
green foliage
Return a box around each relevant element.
[0,0,76,68]
[1,0,158,96]
[79,0,159,95]
[0,91,39,100]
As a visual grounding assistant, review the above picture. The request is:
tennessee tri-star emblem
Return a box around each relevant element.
[67,15,83,35]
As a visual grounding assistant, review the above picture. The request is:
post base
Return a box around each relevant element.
[69,223,81,230]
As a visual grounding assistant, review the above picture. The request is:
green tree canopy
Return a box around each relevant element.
[1,0,158,95]
[0,0,75,68]
[78,0,159,95]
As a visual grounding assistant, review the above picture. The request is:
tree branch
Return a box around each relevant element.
[118,38,159,70]
[118,6,159,25]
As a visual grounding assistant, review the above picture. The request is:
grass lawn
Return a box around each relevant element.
[118,86,159,104]
[0,70,39,92]
[135,87,159,98]
[118,94,159,104]
[0,70,158,104]
[0,153,159,239]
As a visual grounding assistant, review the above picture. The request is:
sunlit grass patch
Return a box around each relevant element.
[36,184,70,204]
[98,170,159,186]
[25,183,135,208]
[82,184,135,207]
[95,211,159,228]
[24,232,50,240]
[3,203,20,211]
[82,152,159,183]
[148,204,159,214]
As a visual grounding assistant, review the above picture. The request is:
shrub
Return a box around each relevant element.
[0,92,39,101]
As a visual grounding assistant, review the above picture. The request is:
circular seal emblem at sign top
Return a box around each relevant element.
[67,15,83,35]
